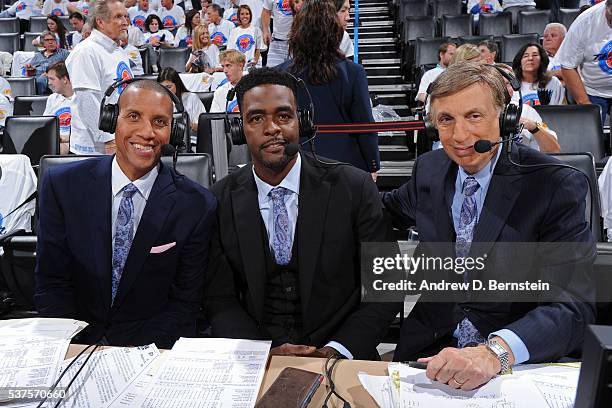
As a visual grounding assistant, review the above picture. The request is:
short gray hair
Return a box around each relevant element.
[544,22,567,36]
[41,30,56,40]
[91,0,123,29]
[429,63,508,124]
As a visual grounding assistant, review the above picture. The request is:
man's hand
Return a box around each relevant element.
[519,117,537,133]
[269,343,317,356]
[309,346,340,358]
[417,345,502,390]
[263,31,271,46]
[150,37,160,47]
[104,140,116,154]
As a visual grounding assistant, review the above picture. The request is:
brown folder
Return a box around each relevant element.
[256,367,325,408]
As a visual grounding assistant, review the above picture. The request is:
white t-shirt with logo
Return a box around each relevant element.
[501,0,535,8]
[42,0,69,16]
[211,81,239,112]
[263,0,293,40]
[519,78,565,106]
[579,0,605,7]
[174,26,194,48]
[128,6,154,31]
[0,155,36,247]
[65,29,133,154]
[43,92,72,143]
[6,0,42,20]
[182,92,207,129]
[0,77,12,101]
[0,95,12,127]
[223,7,240,26]
[228,25,263,64]
[208,19,235,47]
[144,29,175,45]
[467,0,502,14]
[159,5,185,30]
[72,0,91,16]
[547,54,561,72]
[556,2,612,98]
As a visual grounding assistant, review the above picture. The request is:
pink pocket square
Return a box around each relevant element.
[150,242,176,254]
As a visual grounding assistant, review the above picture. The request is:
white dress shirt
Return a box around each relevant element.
[111,157,159,245]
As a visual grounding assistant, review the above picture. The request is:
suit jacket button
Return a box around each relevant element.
[463,307,470,313]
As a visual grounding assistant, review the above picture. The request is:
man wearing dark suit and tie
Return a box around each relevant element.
[382,63,596,390]
[204,68,397,360]
[35,80,217,349]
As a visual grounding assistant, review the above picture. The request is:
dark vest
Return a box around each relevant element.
[260,220,303,347]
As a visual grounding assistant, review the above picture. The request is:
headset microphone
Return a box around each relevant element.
[284,142,299,156]
[474,135,521,153]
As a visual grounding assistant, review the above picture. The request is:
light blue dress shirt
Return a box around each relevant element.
[252,154,354,359]
[450,146,530,365]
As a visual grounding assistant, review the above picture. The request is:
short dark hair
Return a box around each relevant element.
[235,68,298,111]
[69,12,85,21]
[478,40,498,55]
[46,61,69,79]
[438,42,456,60]
[208,3,222,15]
[144,14,163,33]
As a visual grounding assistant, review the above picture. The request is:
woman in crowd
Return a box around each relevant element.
[157,67,207,132]
[512,43,565,106]
[199,0,210,24]
[186,25,221,73]
[227,5,263,67]
[32,15,68,49]
[174,9,201,48]
[280,0,379,178]
[335,0,353,58]
[144,14,174,72]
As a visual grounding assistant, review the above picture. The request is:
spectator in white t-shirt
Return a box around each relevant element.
[67,0,92,16]
[44,61,73,154]
[159,0,185,30]
[158,67,207,131]
[223,0,240,26]
[210,49,245,111]
[174,9,201,47]
[241,0,263,29]
[556,0,612,124]
[118,31,144,75]
[0,76,12,101]
[128,0,155,30]
[228,5,263,67]
[262,0,293,66]
[199,0,211,24]
[0,0,42,22]
[543,23,566,77]
[416,42,456,102]
[208,4,235,47]
[144,14,175,72]
[467,0,502,15]
[512,42,565,106]
[68,12,85,48]
[186,25,221,72]
[478,40,497,64]
[335,0,353,58]
[43,0,69,16]
[502,0,536,27]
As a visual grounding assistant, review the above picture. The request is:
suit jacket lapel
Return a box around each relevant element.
[434,156,457,242]
[471,145,522,257]
[297,157,330,325]
[90,157,113,311]
[112,162,176,310]
[232,166,267,321]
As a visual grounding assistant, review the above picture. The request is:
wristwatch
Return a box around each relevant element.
[530,121,548,134]
[485,339,512,375]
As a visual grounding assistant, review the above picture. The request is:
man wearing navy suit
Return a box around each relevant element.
[35,80,217,349]
[383,63,595,390]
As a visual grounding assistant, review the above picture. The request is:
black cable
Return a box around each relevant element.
[322,353,351,408]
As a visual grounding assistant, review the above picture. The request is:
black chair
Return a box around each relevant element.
[441,14,472,38]
[400,0,429,21]
[518,10,551,35]
[0,234,37,310]
[195,91,214,112]
[0,32,19,54]
[196,111,236,157]
[457,35,493,45]
[28,16,48,33]
[550,153,603,242]
[6,77,36,97]
[14,95,48,116]
[0,116,59,165]
[158,48,190,73]
[432,0,462,19]
[22,32,41,52]
[558,8,580,29]
[174,111,191,152]
[415,36,451,67]
[0,17,19,33]
[500,33,539,63]
[139,47,151,74]
[478,12,512,37]
[403,16,437,42]
[535,105,606,162]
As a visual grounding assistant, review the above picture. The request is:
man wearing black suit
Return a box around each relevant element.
[35,80,217,349]
[204,68,397,359]
[383,63,595,390]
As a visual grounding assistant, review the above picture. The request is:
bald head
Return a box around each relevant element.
[118,80,174,113]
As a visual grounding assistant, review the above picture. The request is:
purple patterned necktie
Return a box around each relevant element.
[111,183,138,303]
[269,187,291,265]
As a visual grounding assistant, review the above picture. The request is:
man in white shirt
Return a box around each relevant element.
[262,0,293,66]
[43,0,69,16]
[543,23,566,76]
[211,50,245,111]
[65,0,134,155]
[0,0,42,21]
[68,12,86,48]
[44,61,74,155]
[556,0,612,124]
[207,4,235,47]
[478,40,497,65]
[128,0,155,30]
[158,0,185,30]
[416,42,456,103]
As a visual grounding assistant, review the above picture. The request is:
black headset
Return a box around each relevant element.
[423,64,522,141]
[98,77,189,149]
[227,71,316,146]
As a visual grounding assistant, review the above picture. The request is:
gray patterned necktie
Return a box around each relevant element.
[455,176,480,258]
[111,183,138,303]
[269,187,291,265]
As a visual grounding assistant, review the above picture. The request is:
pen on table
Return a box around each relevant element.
[404,361,428,369]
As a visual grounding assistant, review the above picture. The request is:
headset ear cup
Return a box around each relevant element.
[297,108,315,139]
[230,116,245,145]
[99,103,119,134]
[171,114,188,148]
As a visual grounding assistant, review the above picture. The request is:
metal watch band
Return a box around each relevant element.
[486,340,511,375]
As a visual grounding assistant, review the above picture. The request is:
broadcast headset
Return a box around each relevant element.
[98,77,189,150]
